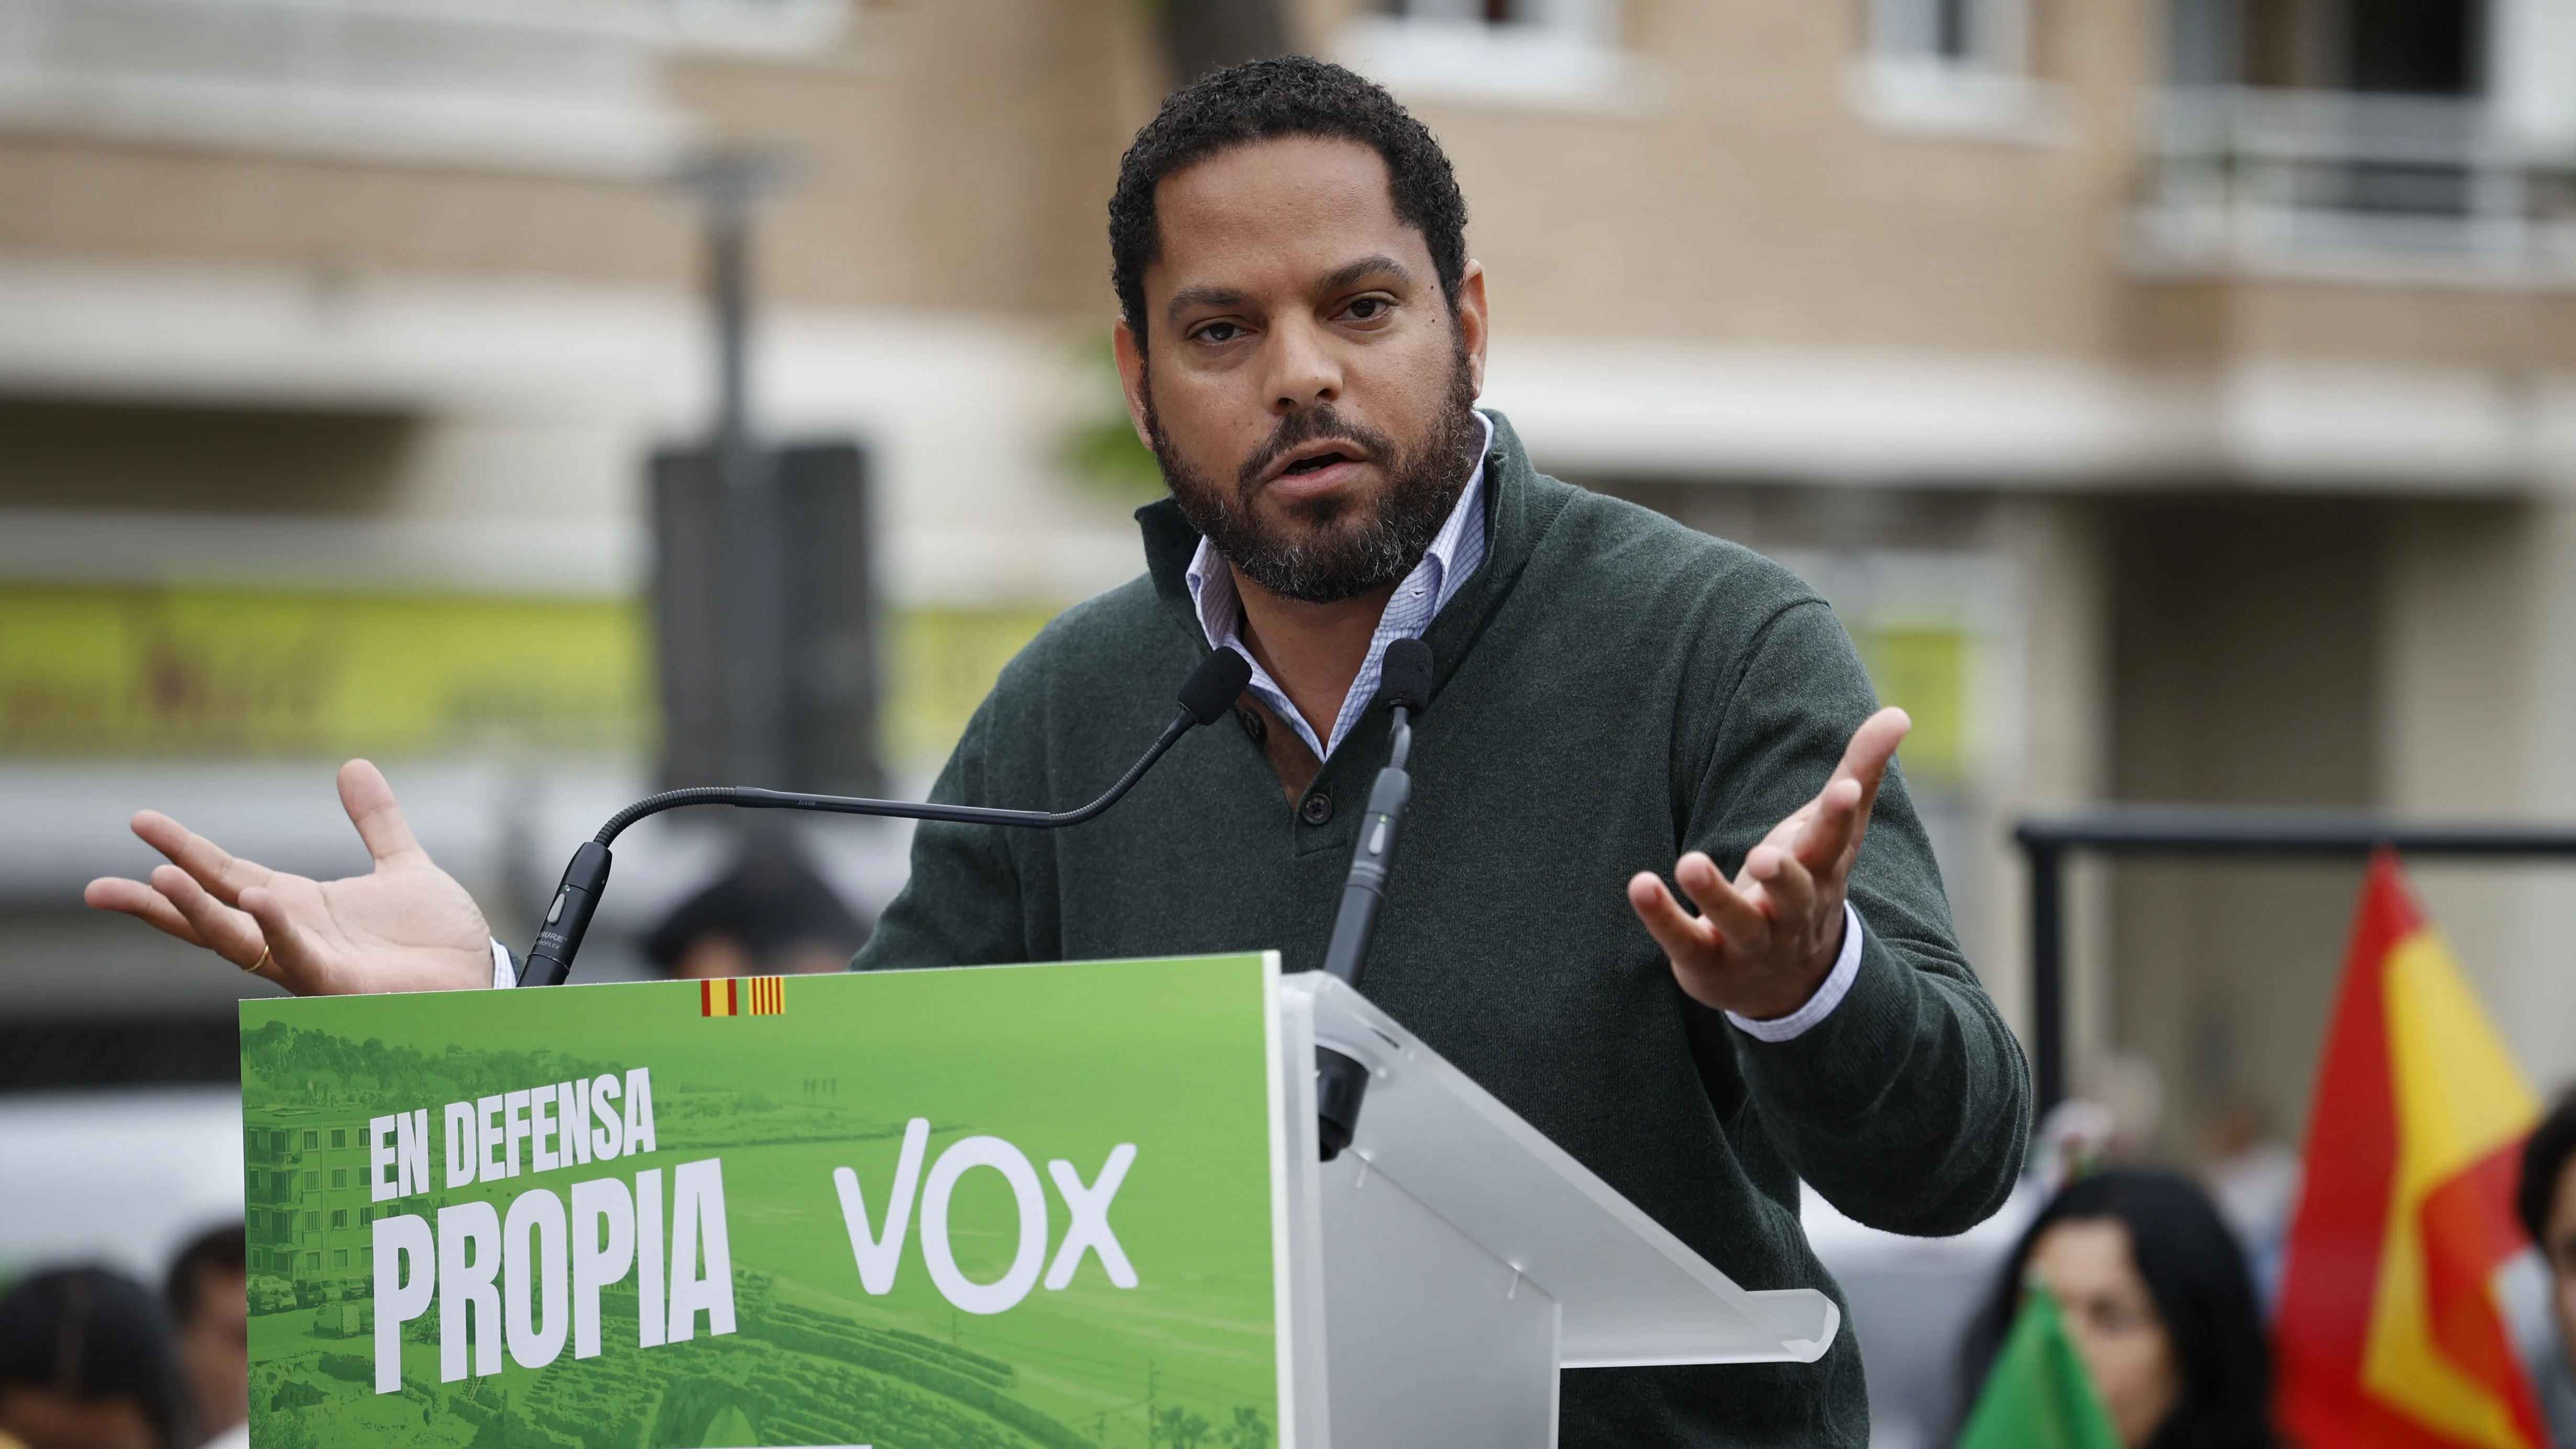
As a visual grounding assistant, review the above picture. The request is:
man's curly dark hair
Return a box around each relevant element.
[1108,55,1469,350]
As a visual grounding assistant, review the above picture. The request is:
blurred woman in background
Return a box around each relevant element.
[1959,1168,2275,1448]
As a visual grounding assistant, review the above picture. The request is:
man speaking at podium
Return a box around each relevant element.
[90,57,2029,1446]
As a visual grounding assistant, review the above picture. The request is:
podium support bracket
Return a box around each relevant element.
[1270,971,1838,1448]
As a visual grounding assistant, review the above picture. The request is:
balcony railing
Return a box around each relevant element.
[2136,86,2576,280]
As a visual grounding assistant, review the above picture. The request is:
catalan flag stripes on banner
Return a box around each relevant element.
[699,978,784,1018]
[2275,850,2546,1449]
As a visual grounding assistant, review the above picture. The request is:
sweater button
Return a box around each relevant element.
[1237,708,1265,742]
[1300,792,1333,826]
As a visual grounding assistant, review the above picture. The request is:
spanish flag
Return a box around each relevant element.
[698,977,786,1018]
[2275,851,2545,1448]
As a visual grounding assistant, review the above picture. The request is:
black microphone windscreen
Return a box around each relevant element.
[1178,648,1253,726]
[1380,638,1434,715]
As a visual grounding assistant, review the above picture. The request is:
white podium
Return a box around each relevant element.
[1268,970,1839,1448]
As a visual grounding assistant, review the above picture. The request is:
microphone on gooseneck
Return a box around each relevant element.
[517,647,1253,987]
[1315,636,1433,1161]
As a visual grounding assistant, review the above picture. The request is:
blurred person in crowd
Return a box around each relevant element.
[2083,1055,2166,1162]
[0,1268,189,1449]
[1959,1169,2274,1449]
[2030,1098,2118,1192]
[162,1227,245,1449]
[2521,1088,2576,1446]
[2200,1096,2300,1308]
[641,837,867,979]
[2029,1057,2168,1192]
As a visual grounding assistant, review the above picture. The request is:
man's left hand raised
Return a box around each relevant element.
[1627,707,1912,1021]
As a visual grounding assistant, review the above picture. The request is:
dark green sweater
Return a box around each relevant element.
[856,413,2030,1446]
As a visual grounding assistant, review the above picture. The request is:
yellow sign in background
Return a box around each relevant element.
[0,584,1065,770]
[0,584,650,757]
[1854,625,1967,789]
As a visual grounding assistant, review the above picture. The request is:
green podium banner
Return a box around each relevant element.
[238,955,1285,1449]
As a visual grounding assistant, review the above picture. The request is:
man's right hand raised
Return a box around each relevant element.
[84,759,496,996]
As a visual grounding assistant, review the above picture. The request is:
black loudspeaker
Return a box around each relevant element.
[649,440,881,798]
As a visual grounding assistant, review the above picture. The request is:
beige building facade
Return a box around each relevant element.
[4,0,2573,1149]
[1319,0,2576,1145]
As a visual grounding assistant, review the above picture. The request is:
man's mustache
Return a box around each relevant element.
[1236,406,1397,494]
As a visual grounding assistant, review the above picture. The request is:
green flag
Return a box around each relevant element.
[1956,1286,2124,1449]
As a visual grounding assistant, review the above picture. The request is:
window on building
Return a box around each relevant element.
[330,1209,348,1229]
[274,1171,293,1195]
[305,1252,320,1271]
[2167,0,2486,93]
[302,1130,318,1150]
[304,1211,319,1232]
[330,1128,347,1150]
[272,1131,290,1153]
[1867,0,2025,70]
[243,1169,258,1193]
[329,1168,347,1190]
[302,1171,318,1190]
[1383,0,1591,24]
[1852,0,2056,137]
[2142,0,2524,258]
[2346,0,2483,95]
[1342,0,1634,112]
[333,1249,349,1269]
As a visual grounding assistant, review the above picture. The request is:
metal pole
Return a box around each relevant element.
[2013,808,2576,859]
[682,152,790,788]
[2011,805,2576,1128]
[2027,840,2066,1118]
[709,176,752,483]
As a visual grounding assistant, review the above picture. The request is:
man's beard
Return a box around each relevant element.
[1146,345,1484,605]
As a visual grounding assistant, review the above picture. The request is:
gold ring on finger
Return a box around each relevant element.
[242,945,271,975]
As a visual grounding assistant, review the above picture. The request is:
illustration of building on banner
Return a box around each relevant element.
[245,1107,406,1323]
